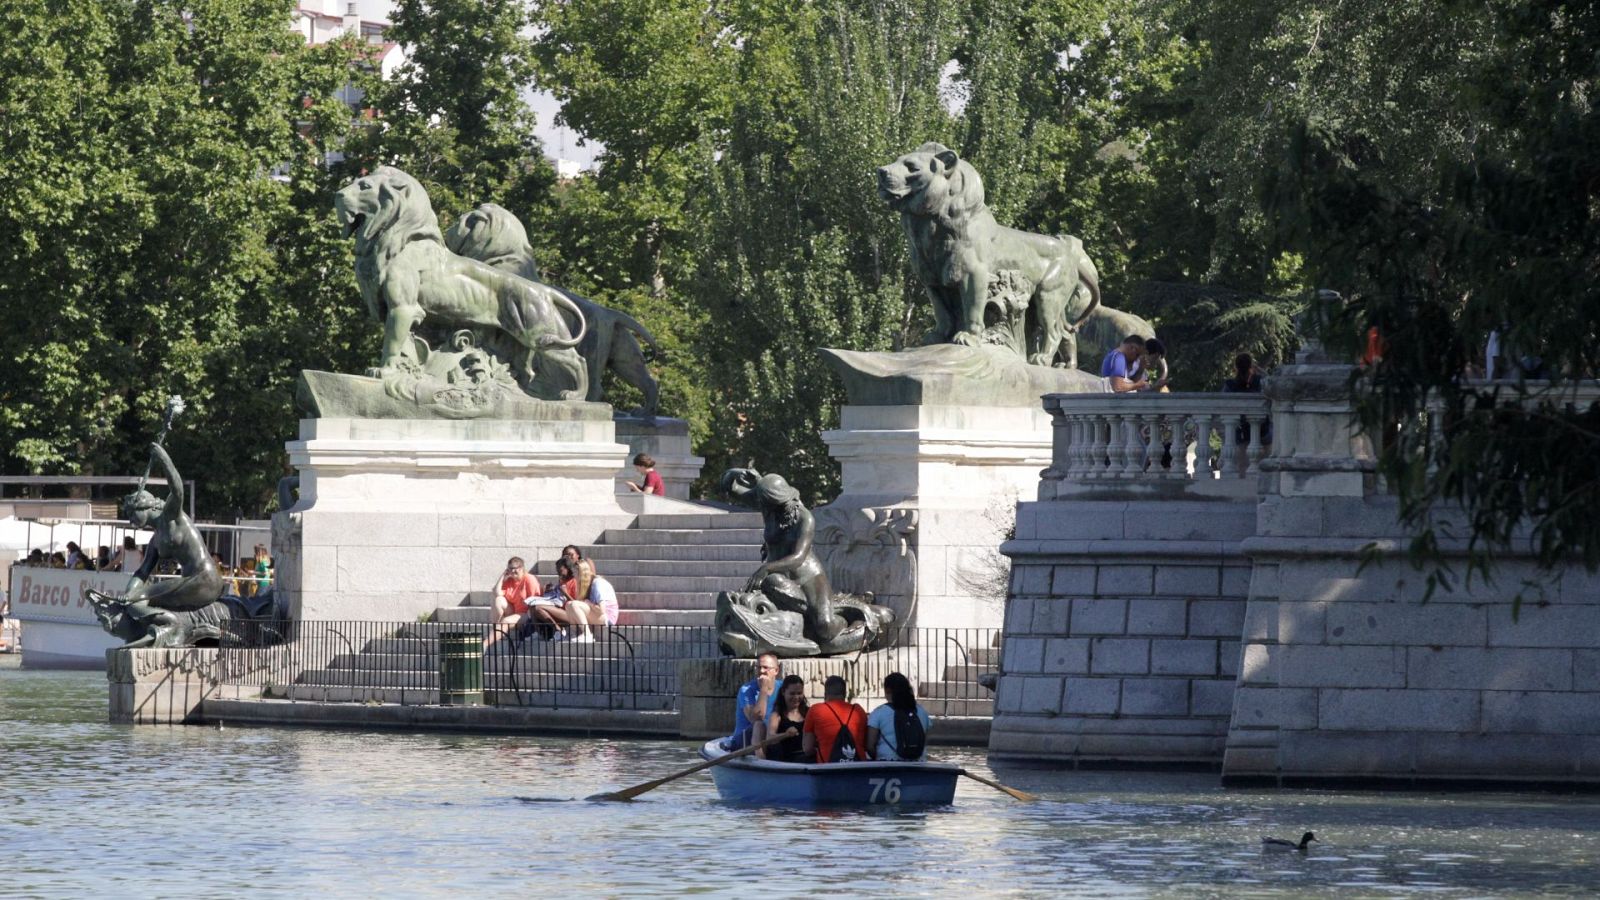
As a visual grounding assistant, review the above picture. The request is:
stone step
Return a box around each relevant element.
[276,684,678,710]
[534,559,754,579]
[942,664,1000,682]
[363,634,720,659]
[328,652,684,676]
[600,528,764,546]
[432,604,714,627]
[396,621,715,643]
[919,698,995,717]
[917,681,993,700]
[633,512,762,530]
[580,544,764,563]
[452,590,720,610]
[296,669,680,693]
[619,609,714,627]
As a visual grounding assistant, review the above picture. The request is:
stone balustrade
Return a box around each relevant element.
[1040,393,1271,500]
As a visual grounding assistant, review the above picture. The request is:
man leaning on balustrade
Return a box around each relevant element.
[1100,335,1153,393]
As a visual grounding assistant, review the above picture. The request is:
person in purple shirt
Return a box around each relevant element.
[1101,335,1152,392]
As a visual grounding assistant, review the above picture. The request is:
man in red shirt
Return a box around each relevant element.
[487,556,539,649]
[802,675,869,763]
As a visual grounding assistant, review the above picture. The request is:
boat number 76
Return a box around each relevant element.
[868,778,902,803]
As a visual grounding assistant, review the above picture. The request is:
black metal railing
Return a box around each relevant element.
[219,620,719,710]
[218,621,1000,715]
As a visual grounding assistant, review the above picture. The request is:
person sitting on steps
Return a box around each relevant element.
[486,556,539,650]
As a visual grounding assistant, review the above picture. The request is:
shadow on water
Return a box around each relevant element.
[3,668,1598,896]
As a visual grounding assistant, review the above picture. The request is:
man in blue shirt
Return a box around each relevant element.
[1101,335,1151,393]
[731,652,781,749]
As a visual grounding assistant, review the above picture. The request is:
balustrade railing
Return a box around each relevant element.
[1041,393,1271,498]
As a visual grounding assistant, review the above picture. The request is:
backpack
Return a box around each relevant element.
[893,706,927,760]
[825,704,859,762]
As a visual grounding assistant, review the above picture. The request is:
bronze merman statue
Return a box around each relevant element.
[85,438,282,648]
[117,442,225,612]
[714,468,895,657]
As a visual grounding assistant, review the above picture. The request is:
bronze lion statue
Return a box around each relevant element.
[878,142,1102,369]
[445,203,662,419]
[333,167,589,401]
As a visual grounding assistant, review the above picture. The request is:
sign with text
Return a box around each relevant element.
[7,565,137,626]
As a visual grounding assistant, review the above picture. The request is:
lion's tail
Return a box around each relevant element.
[614,309,661,358]
[1069,256,1101,332]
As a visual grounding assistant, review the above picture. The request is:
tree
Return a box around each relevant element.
[0,0,372,515]
[1260,0,1600,585]
[348,0,556,241]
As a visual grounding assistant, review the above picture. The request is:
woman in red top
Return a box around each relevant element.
[627,453,665,496]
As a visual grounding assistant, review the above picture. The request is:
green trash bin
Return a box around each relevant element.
[438,631,484,706]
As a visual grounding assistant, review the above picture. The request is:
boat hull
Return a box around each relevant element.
[699,739,960,806]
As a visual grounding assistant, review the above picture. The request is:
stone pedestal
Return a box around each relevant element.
[813,344,1105,630]
[107,647,243,725]
[819,404,1058,629]
[273,412,634,621]
[613,416,704,500]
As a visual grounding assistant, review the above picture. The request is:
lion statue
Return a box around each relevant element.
[878,142,1103,369]
[333,167,589,401]
[445,203,663,419]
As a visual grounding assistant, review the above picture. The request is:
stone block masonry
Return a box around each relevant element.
[990,499,1256,766]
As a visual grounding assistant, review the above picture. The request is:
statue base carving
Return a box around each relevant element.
[714,587,896,657]
[87,589,287,649]
[818,344,1104,407]
[297,369,609,421]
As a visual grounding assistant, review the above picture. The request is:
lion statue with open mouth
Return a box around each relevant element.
[333,167,589,401]
[878,142,1104,369]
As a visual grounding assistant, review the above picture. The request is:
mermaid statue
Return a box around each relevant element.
[714,468,896,657]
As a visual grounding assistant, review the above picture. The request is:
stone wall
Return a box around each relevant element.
[989,500,1254,765]
[1225,494,1600,787]
[107,647,251,725]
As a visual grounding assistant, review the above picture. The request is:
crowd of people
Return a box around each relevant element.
[16,537,273,594]
[731,654,932,765]
[19,537,144,572]
[485,544,622,649]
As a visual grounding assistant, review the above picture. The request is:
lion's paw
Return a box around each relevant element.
[951,331,982,347]
[364,366,386,379]
[1027,353,1054,367]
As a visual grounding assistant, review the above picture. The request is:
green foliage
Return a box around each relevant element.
[0,0,554,517]
[348,0,556,240]
[1258,0,1600,576]
[0,0,367,513]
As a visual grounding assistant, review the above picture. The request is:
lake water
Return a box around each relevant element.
[3,662,1598,897]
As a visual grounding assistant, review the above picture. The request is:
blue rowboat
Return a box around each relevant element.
[698,738,961,806]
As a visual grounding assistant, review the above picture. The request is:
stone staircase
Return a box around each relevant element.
[432,511,765,628]
[260,620,719,709]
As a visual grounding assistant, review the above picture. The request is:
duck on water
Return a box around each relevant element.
[1262,832,1318,851]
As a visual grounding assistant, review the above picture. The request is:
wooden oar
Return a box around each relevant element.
[588,734,789,802]
[959,769,1038,802]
